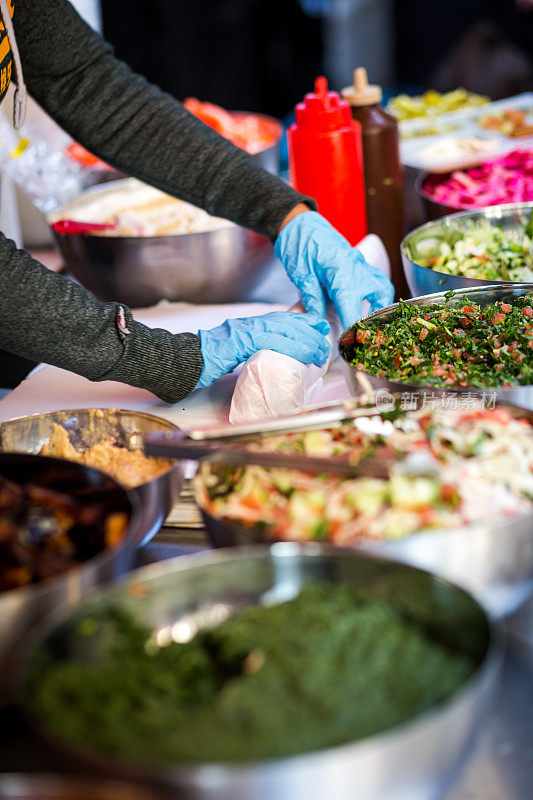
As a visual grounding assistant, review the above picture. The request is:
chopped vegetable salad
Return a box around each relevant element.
[411,219,533,282]
[195,407,533,544]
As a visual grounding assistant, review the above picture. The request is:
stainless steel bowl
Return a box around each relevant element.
[198,399,533,618]
[19,544,499,800]
[415,171,461,221]
[0,408,185,547]
[339,283,533,411]
[0,453,138,698]
[199,512,533,619]
[50,174,276,308]
[402,202,533,297]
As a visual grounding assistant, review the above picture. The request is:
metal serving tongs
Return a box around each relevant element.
[143,399,396,478]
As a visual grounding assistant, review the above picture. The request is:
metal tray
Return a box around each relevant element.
[397,91,533,171]
[339,284,533,411]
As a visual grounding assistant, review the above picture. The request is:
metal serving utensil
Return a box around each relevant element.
[183,398,378,441]
[143,401,395,478]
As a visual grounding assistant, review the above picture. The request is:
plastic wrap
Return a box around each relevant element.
[229,234,390,423]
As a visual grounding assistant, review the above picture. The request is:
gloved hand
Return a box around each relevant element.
[196,311,331,389]
[275,210,394,329]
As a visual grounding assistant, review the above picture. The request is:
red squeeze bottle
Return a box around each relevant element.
[288,76,367,245]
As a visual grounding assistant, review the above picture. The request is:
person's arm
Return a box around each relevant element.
[0,234,330,400]
[14,0,312,241]
[0,233,203,402]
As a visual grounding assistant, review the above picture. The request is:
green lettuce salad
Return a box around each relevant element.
[412,219,533,282]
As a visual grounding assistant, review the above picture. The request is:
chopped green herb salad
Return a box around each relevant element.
[342,293,533,388]
[411,220,533,282]
[29,582,477,763]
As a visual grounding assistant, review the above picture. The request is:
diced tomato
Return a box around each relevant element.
[242,496,262,510]
[513,352,525,364]
[462,305,476,313]
[522,307,533,318]
[355,329,369,343]
[441,484,458,502]
[413,439,431,449]
[419,327,428,341]
[500,302,512,313]
[483,408,512,423]
[461,316,472,328]
[508,341,519,351]
[417,507,435,526]
[491,313,506,324]
[495,363,505,371]
[410,356,424,365]
[394,354,402,368]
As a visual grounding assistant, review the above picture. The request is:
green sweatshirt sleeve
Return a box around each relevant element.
[14,0,313,241]
[0,233,203,402]
[0,0,315,401]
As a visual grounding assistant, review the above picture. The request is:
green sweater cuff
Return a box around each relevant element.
[100,308,203,403]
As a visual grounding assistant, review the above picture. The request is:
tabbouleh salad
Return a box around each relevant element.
[341,292,533,388]
[29,582,478,763]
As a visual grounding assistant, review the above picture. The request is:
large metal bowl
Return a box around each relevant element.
[198,397,533,618]
[402,202,533,297]
[339,283,533,411]
[19,544,499,800]
[0,409,185,547]
[0,452,138,698]
[49,175,276,308]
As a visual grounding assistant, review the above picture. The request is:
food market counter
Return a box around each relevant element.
[1,284,532,798]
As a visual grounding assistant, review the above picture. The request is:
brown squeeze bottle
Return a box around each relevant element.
[342,68,408,300]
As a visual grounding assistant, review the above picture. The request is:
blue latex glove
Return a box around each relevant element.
[196,311,331,389]
[275,211,394,329]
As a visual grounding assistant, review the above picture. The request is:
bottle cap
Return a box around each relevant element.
[341,67,382,107]
[294,76,353,131]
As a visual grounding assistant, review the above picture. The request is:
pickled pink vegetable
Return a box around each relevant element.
[423,149,533,209]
